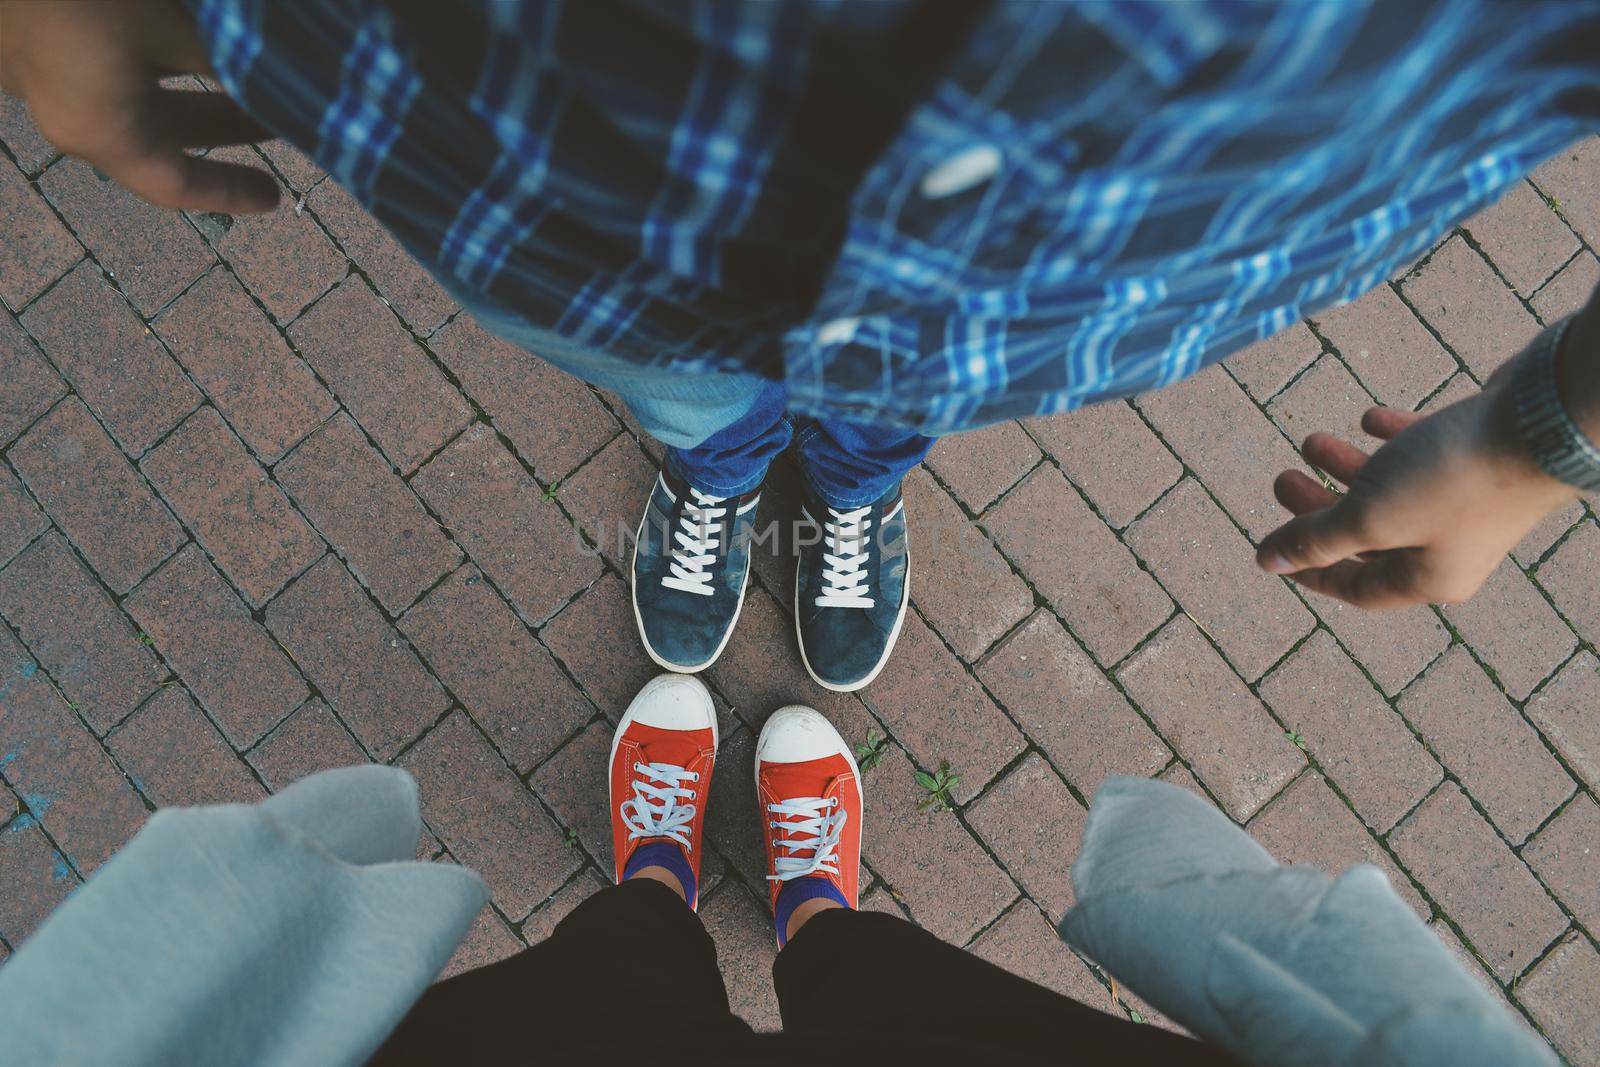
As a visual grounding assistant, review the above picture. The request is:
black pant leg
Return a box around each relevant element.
[772,909,1239,1066]
[368,879,752,1066]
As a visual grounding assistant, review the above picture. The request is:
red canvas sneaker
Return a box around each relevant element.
[609,674,719,910]
[756,705,863,946]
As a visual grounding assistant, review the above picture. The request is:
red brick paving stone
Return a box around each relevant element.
[1535,519,1600,645]
[108,687,265,807]
[258,141,324,194]
[0,157,81,311]
[0,465,46,570]
[20,260,200,455]
[0,628,149,873]
[864,747,1017,944]
[141,407,325,605]
[1310,284,1457,411]
[1441,560,1576,701]
[901,468,1032,661]
[529,721,612,870]
[436,904,524,981]
[1257,631,1441,833]
[429,315,619,483]
[1400,646,1573,845]
[1513,501,1586,567]
[1524,794,1600,936]
[1224,322,1322,402]
[703,587,879,740]
[519,868,606,944]
[703,726,765,889]
[402,565,594,773]
[555,433,656,570]
[0,307,66,446]
[307,180,458,335]
[966,754,1086,922]
[1430,921,1516,1007]
[1299,591,1448,698]
[0,92,57,176]
[154,269,336,463]
[1515,933,1600,1066]
[969,903,1114,1009]
[125,544,308,748]
[1531,136,1600,250]
[401,711,581,920]
[275,412,460,613]
[1024,401,1181,529]
[1267,352,1374,447]
[984,466,1171,665]
[859,612,1025,803]
[1136,365,1305,539]
[700,885,781,1031]
[1463,180,1581,297]
[1402,236,1542,381]
[925,420,1042,514]
[1526,651,1600,791]
[1117,616,1304,821]
[1390,782,1566,980]
[1530,250,1599,325]
[38,157,212,316]
[1126,479,1314,682]
[288,279,472,473]
[246,699,368,791]
[0,532,164,734]
[0,820,78,946]
[1245,772,1426,916]
[976,610,1169,797]
[540,574,655,719]
[198,148,345,323]
[858,883,909,918]
[266,555,449,759]
[414,424,603,627]
[8,398,185,593]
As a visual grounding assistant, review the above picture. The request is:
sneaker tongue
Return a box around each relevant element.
[631,722,709,771]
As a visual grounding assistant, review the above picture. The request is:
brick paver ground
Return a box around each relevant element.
[2,99,1598,1060]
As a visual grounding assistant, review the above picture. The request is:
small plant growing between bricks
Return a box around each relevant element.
[1286,730,1307,751]
[855,728,889,773]
[541,480,560,503]
[915,761,959,812]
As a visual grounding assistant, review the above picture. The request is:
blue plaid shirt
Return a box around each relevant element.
[189,0,1600,434]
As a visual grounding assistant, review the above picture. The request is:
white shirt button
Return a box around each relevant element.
[920,144,1002,199]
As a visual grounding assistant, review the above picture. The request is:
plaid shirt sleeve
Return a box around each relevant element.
[187,0,1600,435]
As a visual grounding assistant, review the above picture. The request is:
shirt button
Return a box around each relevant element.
[920,144,1002,199]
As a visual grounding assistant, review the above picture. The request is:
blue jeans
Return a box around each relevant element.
[464,303,931,507]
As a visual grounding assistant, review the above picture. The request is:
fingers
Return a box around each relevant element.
[1301,432,1369,486]
[1362,406,1422,441]
[1255,501,1371,574]
[1273,469,1340,514]
[1284,552,1428,611]
[96,146,279,214]
[147,90,271,148]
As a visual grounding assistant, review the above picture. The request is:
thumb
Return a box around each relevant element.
[1256,503,1371,575]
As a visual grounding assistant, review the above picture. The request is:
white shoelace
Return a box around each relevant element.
[766,795,847,882]
[815,505,874,608]
[620,762,700,851]
[661,488,729,596]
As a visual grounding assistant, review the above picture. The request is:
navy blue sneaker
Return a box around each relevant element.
[631,468,760,672]
[794,481,909,692]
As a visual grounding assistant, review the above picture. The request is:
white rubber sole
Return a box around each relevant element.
[629,506,751,675]
[794,545,910,693]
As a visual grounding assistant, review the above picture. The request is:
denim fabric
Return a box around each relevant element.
[459,300,930,504]
[662,376,932,506]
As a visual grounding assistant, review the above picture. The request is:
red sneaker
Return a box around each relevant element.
[756,705,863,944]
[609,674,719,910]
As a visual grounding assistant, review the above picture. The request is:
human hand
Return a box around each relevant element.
[0,0,277,213]
[1254,334,1580,609]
